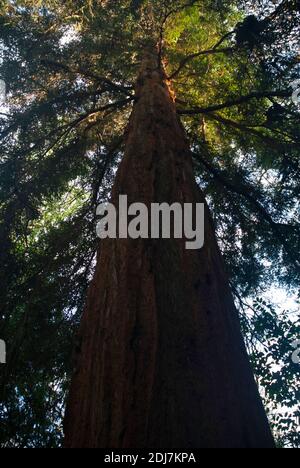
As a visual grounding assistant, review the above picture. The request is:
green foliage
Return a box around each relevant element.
[243,298,300,448]
[0,0,299,447]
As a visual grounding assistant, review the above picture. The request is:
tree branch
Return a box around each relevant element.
[25,97,133,160]
[177,90,292,114]
[158,0,200,65]
[212,30,236,50]
[193,149,300,267]
[40,59,134,97]
[168,47,233,80]
[201,112,295,149]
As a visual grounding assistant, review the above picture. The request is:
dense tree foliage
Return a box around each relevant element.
[0,0,299,447]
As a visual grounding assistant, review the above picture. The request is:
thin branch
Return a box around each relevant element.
[168,47,233,80]
[177,90,292,114]
[91,137,124,205]
[26,97,134,161]
[212,30,236,50]
[40,59,134,97]
[166,2,291,81]
[193,149,300,267]
[158,0,199,65]
[203,112,296,149]
[267,0,295,21]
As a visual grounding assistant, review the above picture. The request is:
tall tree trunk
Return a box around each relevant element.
[64,49,275,449]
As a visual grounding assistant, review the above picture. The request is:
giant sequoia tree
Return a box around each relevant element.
[0,0,299,448]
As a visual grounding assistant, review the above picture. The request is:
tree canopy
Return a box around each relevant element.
[0,0,299,447]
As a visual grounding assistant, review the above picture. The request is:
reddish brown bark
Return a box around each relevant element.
[64,50,275,448]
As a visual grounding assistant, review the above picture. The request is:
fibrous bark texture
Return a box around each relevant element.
[64,50,275,449]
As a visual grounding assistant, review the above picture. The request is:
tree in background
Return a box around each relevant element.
[0,0,299,447]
